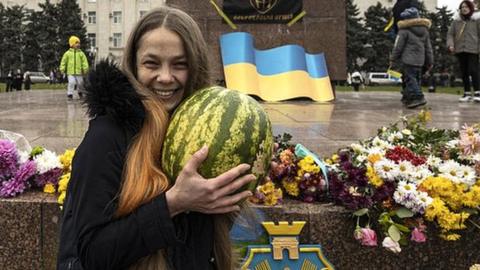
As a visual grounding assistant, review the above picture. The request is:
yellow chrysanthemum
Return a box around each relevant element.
[59,148,75,171]
[57,173,70,193]
[43,183,56,194]
[367,153,382,165]
[463,185,480,208]
[282,179,300,197]
[366,165,383,187]
[297,156,320,174]
[57,191,66,205]
[440,233,461,241]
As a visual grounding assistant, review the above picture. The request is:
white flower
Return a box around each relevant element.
[33,149,61,174]
[458,165,477,186]
[426,155,442,168]
[397,180,417,194]
[382,237,401,253]
[472,153,480,162]
[366,147,386,157]
[410,167,433,183]
[356,154,367,163]
[446,139,459,149]
[17,150,30,164]
[387,131,403,142]
[374,159,397,181]
[401,129,412,136]
[438,160,463,184]
[351,143,366,154]
[416,191,433,208]
[371,137,392,150]
[396,160,414,179]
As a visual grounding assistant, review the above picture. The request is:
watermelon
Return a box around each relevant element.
[161,86,273,192]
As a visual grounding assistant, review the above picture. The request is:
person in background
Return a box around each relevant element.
[390,7,433,109]
[5,70,13,92]
[13,69,23,91]
[350,70,364,91]
[447,0,480,102]
[57,6,253,270]
[23,71,31,90]
[59,35,89,99]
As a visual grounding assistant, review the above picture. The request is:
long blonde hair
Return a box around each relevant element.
[115,6,238,270]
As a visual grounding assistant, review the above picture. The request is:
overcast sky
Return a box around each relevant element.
[437,0,460,12]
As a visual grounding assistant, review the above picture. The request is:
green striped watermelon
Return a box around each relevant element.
[161,86,273,192]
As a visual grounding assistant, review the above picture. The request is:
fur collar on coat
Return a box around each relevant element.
[397,18,432,29]
[83,59,145,132]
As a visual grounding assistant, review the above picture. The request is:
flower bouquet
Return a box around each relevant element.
[326,110,480,252]
[0,137,71,200]
[251,134,329,205]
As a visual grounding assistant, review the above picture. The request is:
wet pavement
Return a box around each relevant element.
[0,90,478,157]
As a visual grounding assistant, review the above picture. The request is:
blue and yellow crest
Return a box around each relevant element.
[241,221,334,270]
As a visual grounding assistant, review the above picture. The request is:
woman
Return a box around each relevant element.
[447,0,480,102]
[57,6,254,270]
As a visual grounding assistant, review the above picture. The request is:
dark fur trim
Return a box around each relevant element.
[83,59,144,131]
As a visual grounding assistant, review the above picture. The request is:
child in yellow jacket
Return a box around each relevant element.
[60,36,89,99]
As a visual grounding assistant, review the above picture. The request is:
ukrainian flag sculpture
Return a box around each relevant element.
[220,32,335,102]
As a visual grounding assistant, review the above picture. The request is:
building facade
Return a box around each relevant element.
[1,0,165,62]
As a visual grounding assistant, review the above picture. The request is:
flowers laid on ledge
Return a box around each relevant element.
[0,139,74,203]
[253,110,480,253]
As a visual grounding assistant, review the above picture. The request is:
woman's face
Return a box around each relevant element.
[460,3,471,15]
[136,27,189,112]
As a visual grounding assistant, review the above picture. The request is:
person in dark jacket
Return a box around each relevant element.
[392,0,420,34]
[390,7,433,109]
[447,0,480,102]
[13,69,23,91]
[57,6,254,270]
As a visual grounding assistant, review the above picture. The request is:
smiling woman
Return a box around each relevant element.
[57,6,254,270]
[136,27,189,111]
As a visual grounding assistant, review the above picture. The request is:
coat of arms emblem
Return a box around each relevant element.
[249,0,278,14]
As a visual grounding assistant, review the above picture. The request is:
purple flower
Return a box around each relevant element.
[0,139,19,177]
[0,160,36,197]
[33,167,63,187]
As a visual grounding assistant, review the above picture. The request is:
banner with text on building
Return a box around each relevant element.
[223,0,302,23]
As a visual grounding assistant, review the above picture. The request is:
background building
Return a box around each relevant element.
[1,0,165,61]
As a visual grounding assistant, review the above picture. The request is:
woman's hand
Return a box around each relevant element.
[165,146,255,216]
[447,46,454,53]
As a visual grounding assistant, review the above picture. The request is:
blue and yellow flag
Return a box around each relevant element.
[220,32,334,102]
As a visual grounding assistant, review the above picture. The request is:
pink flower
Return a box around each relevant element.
[382,237,401,253]
[411,227,427,243]
[354,227,378,246]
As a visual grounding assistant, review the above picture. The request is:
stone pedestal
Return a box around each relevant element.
[166,0,347,82]
[1,192,479,269]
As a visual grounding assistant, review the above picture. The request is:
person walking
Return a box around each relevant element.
[59,35,89,99]
[447,0,480,102]
[390,7,433,109]
[23,71,31,90]
[5,70,13,92]
[13,69,23,91]
[350,70,364,91]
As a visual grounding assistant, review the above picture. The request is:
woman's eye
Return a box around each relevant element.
[174,62,188,69]
[144,61,157,68]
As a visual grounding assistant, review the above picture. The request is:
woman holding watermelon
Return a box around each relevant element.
[57,6,255,270]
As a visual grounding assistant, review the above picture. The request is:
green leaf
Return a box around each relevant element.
[353,208,369,217]
[461,208,479,215]
[394,223,410,233]
[388,225,401,242]
[396,207,414,218]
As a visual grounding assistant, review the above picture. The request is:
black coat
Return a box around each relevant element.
[57,60,215,270]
